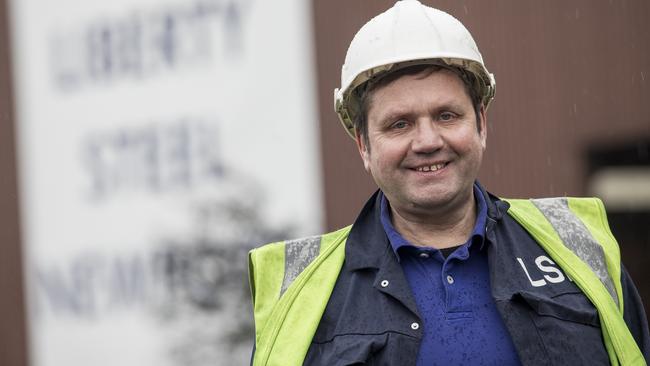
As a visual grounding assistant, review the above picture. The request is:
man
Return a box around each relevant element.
[249,1,649,365]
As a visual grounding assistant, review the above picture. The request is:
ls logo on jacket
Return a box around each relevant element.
[516,255,571,288]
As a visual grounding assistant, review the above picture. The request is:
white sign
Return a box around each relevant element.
[10,0,322,365]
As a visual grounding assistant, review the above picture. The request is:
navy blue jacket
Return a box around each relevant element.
[304,186,649,365]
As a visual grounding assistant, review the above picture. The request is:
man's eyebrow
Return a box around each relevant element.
[372,107,412,124]
[378,101,466,120]
[436,100,466,112]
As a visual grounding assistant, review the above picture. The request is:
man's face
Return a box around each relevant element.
[356,69,487,216]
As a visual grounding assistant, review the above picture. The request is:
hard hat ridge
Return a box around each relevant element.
[334,0,495,139]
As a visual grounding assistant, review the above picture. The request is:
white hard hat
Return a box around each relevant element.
[334,0,496,138]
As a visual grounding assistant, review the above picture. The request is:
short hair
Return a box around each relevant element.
[354,64,483,150]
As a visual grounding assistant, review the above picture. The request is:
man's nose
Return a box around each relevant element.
[411,120,443,153]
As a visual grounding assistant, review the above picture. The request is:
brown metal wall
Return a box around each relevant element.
[313,0,650,230]
[0,0,29,364]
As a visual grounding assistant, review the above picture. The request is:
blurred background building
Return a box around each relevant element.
[1,1,648,365]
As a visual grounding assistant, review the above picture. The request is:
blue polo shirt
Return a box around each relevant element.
[380,184,521,365]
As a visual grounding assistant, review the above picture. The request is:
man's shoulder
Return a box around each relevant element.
[252,225,353,255]
[500,196,605,206]
[499,196,608,219]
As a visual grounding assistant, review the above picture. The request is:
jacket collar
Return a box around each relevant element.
[344,190,421,316]
[345,190,393,271]
[476,181,509,244]
[476,181,508,222]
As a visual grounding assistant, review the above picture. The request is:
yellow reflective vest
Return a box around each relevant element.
[249,197,646,366]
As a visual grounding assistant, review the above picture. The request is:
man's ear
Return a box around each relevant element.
[355,130,371,173]
[479,105,487,149]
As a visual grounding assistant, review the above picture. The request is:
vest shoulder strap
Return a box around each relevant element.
[248,225,351,366]
[505,197,645,366]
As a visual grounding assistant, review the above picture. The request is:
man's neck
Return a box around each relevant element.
[390,193,477,249]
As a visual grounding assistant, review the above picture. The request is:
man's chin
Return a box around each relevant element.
[406,195,456,211]
[403,189,470,212]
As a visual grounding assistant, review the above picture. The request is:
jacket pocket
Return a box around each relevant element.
[512,290,610,365]
[514,290,600,327]
[305,333,389,366]
[306,332,420,366]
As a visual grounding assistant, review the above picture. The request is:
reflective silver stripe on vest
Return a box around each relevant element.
[280,236,321,296]
[531,198,618,306]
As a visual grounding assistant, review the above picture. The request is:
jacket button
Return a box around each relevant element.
[411,322,420,330]
[446,275,454,284]
[380,280,389,288]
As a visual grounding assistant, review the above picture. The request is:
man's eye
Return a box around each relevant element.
[439,112,455,121]
[392,120,408,129]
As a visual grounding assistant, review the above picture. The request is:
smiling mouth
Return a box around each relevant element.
[414,163,447,172]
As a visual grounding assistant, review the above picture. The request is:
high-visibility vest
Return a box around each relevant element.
[248,197,646,366]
